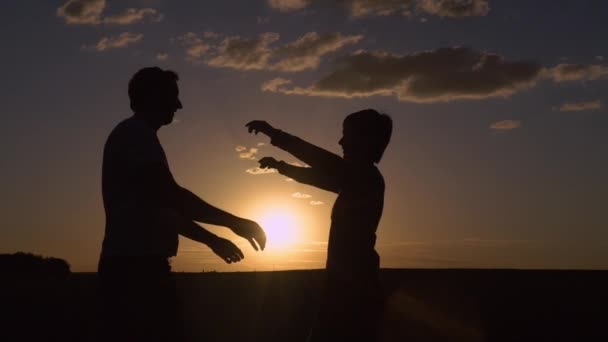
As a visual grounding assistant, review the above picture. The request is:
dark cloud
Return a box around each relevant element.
[263,47,543,103]
[57,0,104,24]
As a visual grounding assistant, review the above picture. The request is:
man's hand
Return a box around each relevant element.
[209,236,244,264]
[231,218,266,251]
[246,120,275,137]
[259,156,281,170]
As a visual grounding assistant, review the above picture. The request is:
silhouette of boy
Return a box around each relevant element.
[99,67,266,341]
[246,109,392,341]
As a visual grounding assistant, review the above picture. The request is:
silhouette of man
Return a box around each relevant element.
[247,109,392,342]
[99,67,266,342]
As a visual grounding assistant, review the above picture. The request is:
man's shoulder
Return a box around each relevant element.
[107,116,155,144]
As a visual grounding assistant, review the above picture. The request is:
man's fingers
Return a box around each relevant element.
[248,238,259,251]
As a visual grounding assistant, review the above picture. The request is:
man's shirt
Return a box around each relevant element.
[101,116,178,257]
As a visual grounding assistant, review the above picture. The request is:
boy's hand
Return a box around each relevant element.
[246,120,275,136]
[209,237,244,264]
[259,156,281,170]
[231,218,267,251]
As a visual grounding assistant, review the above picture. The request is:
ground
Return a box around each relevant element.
[3,269,607,341]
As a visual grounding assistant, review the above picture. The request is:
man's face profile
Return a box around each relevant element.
[156,81,183,126]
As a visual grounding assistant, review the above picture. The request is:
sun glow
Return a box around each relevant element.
[259,208,300,249]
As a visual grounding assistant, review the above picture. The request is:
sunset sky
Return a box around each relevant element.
[1,0,607,272]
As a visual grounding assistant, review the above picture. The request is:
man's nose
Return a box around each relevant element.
[177,99,183,109]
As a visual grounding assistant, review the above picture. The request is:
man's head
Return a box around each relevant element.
[128,67,182,126]
[339,109,392,164]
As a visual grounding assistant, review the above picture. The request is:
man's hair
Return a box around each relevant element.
[344,109,393,163]
[128,67,179,112]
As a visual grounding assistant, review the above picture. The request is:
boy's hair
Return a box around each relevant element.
[128,67,179,112]
[344,109,392,163]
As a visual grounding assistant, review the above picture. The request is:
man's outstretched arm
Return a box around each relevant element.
[177,216,244,264]
[136,163,266,251]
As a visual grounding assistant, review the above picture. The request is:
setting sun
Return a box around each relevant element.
[259,208,300,249]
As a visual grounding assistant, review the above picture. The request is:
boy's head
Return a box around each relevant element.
[128,67,183,126]
[340,109,392,164]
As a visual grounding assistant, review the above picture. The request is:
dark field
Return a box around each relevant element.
[3,269,607,341]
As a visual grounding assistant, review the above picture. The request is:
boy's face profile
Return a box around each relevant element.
[339,122,371,162]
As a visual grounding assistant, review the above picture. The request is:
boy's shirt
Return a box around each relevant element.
[270,130,385,279]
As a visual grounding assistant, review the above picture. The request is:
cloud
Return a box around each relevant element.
[57,0,105,24]
[268,0,311,11]
[257,16,271,24]
[417,0,489,18]
[267,0,490,18]
[246,167,277,175]
[273,32,363,71]
[57,0,161,25]
[156,52,169,61]
[239,148,259,160]
[257,142,266,147]
[547,63,608,82]
[310,201,324,205]
[207,33,280,70]
[235,146,248,152]
[292,192,313,198]
[103,8,162,24]
[489,120,521,130]
[558,100,602,112]
[86,32,143,51]
[178,31,362,72]
[177,32,211,59]
[263,47,543,103]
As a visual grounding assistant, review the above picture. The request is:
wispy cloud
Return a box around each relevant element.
[246,167,277,175]
[310,200,324,205]
[57,0,161,25]
[178,31,362,72]
[546,63,608,82]
[557,100,602,112]
[489,120,521,130]
[239,148,259,160]
[156,52,169,61]
[267,0,490,18]
[85,32,143,51]
[235,146,260,160]
[292,192,312,199]
[103,8,162,25]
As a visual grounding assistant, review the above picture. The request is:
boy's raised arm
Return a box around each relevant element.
[246,120,344,172]
[258,157,341,193]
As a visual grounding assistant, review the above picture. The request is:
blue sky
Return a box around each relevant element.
[1,0,607,271]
